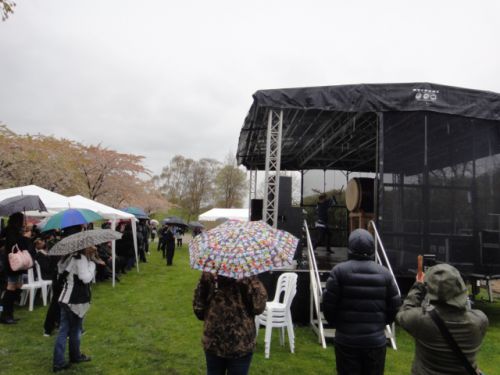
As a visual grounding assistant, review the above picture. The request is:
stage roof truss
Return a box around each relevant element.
[238,82,500,173]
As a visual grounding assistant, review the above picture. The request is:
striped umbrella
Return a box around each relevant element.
[41,208,103,232]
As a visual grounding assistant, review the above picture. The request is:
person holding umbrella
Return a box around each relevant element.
[50,229,121,372]
[191,220,299,375]
[193,272,267,375]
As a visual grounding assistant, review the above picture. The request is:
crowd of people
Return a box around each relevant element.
[0,212,168,372]
[0,210,491,375]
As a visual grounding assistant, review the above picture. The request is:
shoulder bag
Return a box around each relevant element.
[429,308,484,375]
[8,243,33,271]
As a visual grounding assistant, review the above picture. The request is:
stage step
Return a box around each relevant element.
[312,319,335,338]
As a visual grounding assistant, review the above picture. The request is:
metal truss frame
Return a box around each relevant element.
[262,109,283,227]
[248,169,258,220]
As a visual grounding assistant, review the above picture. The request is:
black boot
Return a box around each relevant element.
[0,290,16,324]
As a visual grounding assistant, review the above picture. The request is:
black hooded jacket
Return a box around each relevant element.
[322,229,401,348]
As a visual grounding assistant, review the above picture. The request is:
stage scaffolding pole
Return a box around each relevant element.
[262,109,283,228]
[248,169,257,220]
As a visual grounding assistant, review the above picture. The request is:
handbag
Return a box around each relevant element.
[8,244,33,271]
[429,309,484,375]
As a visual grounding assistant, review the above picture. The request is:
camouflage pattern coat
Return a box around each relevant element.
[193,272,267,358]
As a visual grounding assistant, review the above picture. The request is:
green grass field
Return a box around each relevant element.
[1,243,498,374]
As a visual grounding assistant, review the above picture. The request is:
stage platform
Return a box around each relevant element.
[309,246,349,272]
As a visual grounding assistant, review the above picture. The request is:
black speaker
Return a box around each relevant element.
[278,176,292,209]
[277,206,303,239]
[250,199,263,221]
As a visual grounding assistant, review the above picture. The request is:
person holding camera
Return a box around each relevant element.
[396,263,488,375]
[52,246,96,372]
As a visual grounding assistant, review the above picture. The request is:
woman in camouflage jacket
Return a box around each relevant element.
[193,272,267,375]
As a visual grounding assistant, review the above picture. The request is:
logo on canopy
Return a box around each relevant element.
[413,88,438,102]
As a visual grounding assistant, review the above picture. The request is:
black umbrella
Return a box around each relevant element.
[162,216,188,228]
[0,195,47,216]
[188,221,205,229]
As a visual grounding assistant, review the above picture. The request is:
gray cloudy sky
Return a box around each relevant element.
[1,1,500,176]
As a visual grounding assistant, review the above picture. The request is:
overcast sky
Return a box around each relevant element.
[1,1,499,176]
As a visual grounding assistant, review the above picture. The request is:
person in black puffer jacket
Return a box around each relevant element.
[322,228,401,375]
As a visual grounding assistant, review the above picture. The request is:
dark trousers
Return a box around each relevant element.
[158,239,166,257]
[0,289,17,319]
[44,278,62,335]
[166,244,175,265]
[315,226,331,251]
[334,343,386,375]
[205,352,253,375]
[139,246,147,262]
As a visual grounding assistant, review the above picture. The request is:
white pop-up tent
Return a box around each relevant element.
[67,195,139,287]
[198,208,249,222]
[0,184,72,211]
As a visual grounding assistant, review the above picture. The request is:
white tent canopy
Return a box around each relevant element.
[0,184,71,211]
[198,208,249,222]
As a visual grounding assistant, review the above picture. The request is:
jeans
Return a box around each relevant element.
[53,303,83,367]
[205,352,253,375]
[334,343,386,375]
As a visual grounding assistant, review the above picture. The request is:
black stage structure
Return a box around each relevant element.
[238,83,500,286]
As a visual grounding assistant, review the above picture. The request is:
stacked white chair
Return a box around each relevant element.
[255,272,298,359]
[20,267,44,311]
[20,261,52,311]
[34,260,53,304]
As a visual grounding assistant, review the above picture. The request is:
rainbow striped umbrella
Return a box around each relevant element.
[41,208,103,232]
[189,220,299,279]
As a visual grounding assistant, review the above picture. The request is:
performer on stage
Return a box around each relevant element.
[314,193,336,254]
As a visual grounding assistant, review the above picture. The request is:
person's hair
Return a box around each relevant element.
[8,212,24,229]
[62,224,83,237]
[318,193,327,201]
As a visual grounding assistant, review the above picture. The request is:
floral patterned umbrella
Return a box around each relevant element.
[189,220,299,279]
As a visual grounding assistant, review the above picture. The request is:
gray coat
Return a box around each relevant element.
[396,264,488,375]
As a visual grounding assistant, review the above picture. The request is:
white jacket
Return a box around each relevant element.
[58,254,96,318]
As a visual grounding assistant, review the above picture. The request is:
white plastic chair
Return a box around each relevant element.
[255,272,298,359]
[34,260,53,303]
[20,267,45,311]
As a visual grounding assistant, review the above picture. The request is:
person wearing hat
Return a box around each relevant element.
[322,229,401,375]
[396,264,488,375]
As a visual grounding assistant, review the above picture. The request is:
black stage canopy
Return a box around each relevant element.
[237,82,500,172]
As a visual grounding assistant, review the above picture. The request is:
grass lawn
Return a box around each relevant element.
[1,243,499,374]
